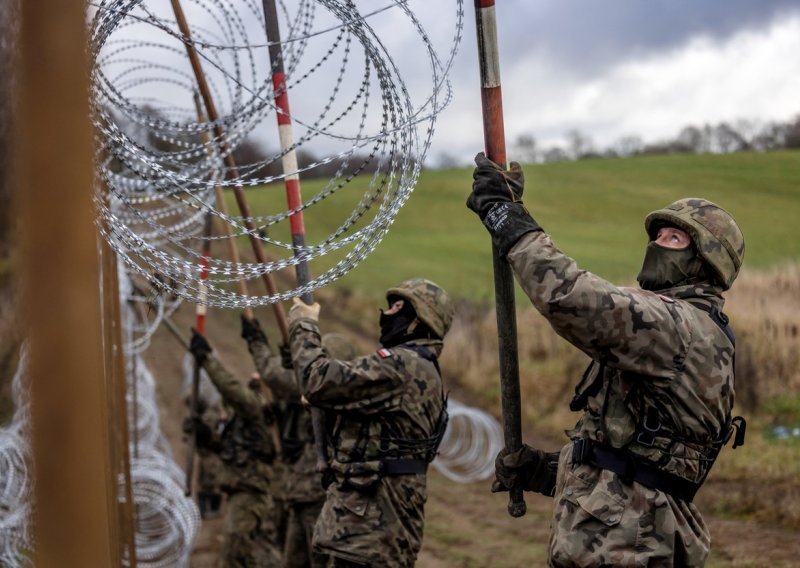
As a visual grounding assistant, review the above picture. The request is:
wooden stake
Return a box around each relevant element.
[171,0,288,342]
[18,0,120,563]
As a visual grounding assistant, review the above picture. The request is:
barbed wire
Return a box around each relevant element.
[432,399,504,484]
[90,0,464,307]
[0,349,34,568]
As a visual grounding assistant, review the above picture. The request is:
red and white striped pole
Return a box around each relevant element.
[262,0,312,304]
[195,216,213,337]
[261,0,329,473]
[474,0,526,518]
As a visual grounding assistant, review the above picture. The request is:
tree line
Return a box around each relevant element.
[508,114,800,165]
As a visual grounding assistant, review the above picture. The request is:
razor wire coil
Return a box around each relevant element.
[90,0,464,307]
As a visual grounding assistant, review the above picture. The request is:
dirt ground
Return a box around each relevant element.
[145,306,800,568]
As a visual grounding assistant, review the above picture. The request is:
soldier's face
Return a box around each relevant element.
[654,226,691,250]
[383,298,405,316]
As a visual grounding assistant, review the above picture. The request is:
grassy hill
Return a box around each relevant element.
[284,150,800,303]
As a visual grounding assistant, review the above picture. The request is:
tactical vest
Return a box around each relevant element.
[218,410,276,467]
[569,302,746,502]
[326,345,449,491]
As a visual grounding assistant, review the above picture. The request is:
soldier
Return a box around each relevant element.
[467,152,747,567]
[186,330,282,568]
[191,395,225,519]
[287,279,453,567]
[240,315,294,555]
[243,315,358,567]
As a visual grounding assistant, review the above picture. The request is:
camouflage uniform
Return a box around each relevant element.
[199,354,282,568]
[468,162,746,567]
[509,200,743,567]
[249,336,328,567]
[289,280,453,567]
[196,400,225,519]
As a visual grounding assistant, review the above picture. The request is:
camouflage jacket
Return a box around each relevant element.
[289,318,446,567]
[201,355,276,495]
[508,231,736,566]
[249,339,325,504]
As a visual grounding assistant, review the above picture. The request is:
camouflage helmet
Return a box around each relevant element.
[644,198,745,290]
[322,333,357,360]
[385,278,454,339]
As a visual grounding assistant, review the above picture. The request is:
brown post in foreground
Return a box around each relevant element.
[17,0,120,565]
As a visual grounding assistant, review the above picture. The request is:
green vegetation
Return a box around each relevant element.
[275,151,800,302]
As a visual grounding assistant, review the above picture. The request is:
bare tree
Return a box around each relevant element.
[564,129,593,160]
[434,152,461,169]
[714,122,746,153]
[734,118,758,150]
[542,146,568,163]
[751,122,787,151]
[676,126,703,153]
[784,115,800,149]
[615,135,643,157]
[700,124,714,153]
[513,134,538,164]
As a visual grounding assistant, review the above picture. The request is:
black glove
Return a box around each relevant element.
[279,343,293,370]
[491,444,559,497]
[468,152,525,216]
[182,416,213,448]
[189,329,212,366]
[467,152,542,258]
[241,314,268,345]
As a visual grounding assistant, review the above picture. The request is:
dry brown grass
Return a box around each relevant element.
[725,264,800,410]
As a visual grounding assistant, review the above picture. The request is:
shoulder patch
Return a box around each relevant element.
[657,294,675,303]
[376,348,392,359]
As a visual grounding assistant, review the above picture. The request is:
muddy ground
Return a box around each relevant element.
[145,307,800,568]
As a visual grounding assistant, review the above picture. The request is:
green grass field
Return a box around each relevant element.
[262,150,800,303]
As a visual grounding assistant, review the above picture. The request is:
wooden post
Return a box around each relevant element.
[101,239,138,566]
[170,0,289,342]
[17,0,120,565]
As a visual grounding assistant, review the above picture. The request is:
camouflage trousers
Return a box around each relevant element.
[548,443,711,568]
[220,491,282,568]
[284,499,325,568]
[313,477,427,567]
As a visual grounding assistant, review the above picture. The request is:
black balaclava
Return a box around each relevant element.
[379,297,433,347]
[636,242,704,291]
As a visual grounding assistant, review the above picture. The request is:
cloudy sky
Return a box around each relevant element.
[431,0,800,164]
[98,0,800,166]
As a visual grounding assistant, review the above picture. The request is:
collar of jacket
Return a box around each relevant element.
[657,283,725,310]
[398,337,444,357]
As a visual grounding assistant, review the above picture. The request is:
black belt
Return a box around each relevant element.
[572,438,701,503]
[381,459,428,476]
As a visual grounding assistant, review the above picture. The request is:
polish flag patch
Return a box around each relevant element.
[377,348,392,359]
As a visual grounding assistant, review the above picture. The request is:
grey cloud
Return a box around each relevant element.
[495,0,800,75]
